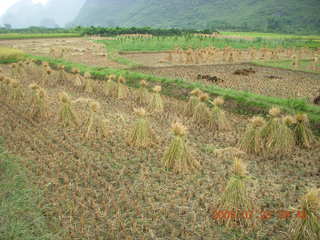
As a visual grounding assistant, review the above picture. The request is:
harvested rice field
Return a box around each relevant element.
[1,35,320,240]
[134,63,320,102]
[0,38,125,68]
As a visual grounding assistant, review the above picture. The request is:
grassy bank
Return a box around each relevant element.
[0,137,58,240]
[0,33,81,40]
[98,36,320,53]
[0,47,26,63]
[25,54,320,126]
[253,59,320,73]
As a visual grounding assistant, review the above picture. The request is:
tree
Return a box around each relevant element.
[4,24,12,29]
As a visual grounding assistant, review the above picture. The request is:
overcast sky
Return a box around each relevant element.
[0,0,48,16]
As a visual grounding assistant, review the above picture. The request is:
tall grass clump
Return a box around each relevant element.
[288,189,320,240]
[56,65,68,84]
[127,108,154,148]
[116,76,129,99]
[184,88,202,117]
[239,116,266,155]
[260,107,295,157]
[0,76,11,98]
[136,80,150,105]
[213,158,257,228]
[209,97,231,131]
[292,114,318,148]
[161,122,200,173]
[149,85,164,113]
[0,74,6,96]
[58,92,78,127]
[76,99,108,139]
[72,68,82,88]
[83,72,93,93]
[104,74,117,97]
[28,83,48,120]
[192,93,211,125]
[8,78,23,104]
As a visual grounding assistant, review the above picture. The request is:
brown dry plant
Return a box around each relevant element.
[288,189,320,240]
[213,158,257,228]
[127,108,154,148]
[58,92,78,127]
[292,113,318,148]
[161,122,200,173]
[239,116,266,155]
[149,85,164,113]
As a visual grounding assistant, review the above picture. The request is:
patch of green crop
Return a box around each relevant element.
[0,137,60,240]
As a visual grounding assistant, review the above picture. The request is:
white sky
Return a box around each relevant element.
[0,0,48,16]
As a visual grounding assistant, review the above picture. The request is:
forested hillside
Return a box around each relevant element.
[71,0,320,34]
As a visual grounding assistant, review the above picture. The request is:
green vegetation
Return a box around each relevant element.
[0,137,58,240]
[72,0,320,34]
[0,27,79,34]
[221,32,320,40]
[80,26,214,36]
[253,59,320,73]
[0,47,25,63]
[27,54,320,125]
[0,33,81,40]
[99,36,320,53]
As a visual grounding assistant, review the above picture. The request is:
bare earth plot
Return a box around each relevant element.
[133,63,320,102]
[0,38,125,68]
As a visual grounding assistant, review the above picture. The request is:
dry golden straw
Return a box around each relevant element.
[292,113,318,148]
[161,122,200,173]
[136,80,150,105]
[239,116,266,155]
[213,158,257,228]
[288,189,320,240]
[149,85,164,113]
[58,92,78,127]
[184,88,202,117]
[127,108,154,148]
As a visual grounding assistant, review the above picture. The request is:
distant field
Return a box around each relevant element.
[221,32,320,40]
[99,36,320,53]
[0,33,81,40]
[254,59,320,73]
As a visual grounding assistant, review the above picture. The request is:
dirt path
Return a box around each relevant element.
[133,63,320,102]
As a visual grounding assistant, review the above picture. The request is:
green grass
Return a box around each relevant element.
[0,137,59,240]
[0,47,26,63]
[0,33,81,40]
[221,32,320,40]
[98,36,320,53]
[27,54,320,126]
[253,59,320,74]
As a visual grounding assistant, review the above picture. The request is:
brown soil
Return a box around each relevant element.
[133,63,320,102]
[0,38,125,68]
[1,64,320,239]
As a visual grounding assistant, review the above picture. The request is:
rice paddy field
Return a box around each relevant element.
[0,33,320,240]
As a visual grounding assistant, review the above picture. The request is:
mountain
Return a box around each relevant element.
[1,0,86,28]
[71,0,320,34]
